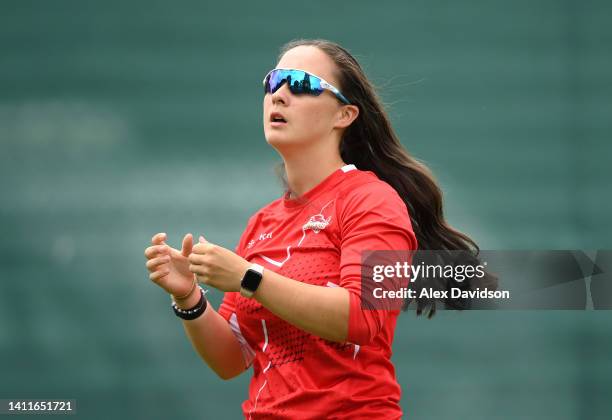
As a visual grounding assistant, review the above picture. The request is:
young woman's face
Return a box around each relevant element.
[263,46,346,151]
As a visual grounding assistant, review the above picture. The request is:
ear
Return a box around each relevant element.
[334,104,359,129]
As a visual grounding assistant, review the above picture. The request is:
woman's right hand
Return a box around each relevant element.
[145,232,195,298]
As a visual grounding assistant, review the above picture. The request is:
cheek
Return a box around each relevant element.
[301,103,335,131]
[262,96,270,119]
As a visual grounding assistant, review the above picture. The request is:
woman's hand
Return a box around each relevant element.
[144,232,195,297]
[188,236,250,292]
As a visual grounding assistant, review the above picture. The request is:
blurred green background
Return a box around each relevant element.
[1,0,611,418]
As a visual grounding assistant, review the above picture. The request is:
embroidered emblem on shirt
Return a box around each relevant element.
[302,214,331,233]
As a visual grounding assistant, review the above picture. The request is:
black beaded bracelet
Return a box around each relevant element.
[172,286,208,320]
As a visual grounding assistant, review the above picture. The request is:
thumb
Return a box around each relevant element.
[181,233,194,257]
[199,235,207,244]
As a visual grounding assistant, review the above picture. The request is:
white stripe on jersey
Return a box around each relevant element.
[229,313,256,368]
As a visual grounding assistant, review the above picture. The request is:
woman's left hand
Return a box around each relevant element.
[188,236,250,292]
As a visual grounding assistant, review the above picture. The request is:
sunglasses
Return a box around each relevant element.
[263,68,351,105]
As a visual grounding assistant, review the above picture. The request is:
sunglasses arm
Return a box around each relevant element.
[320,80,351,105]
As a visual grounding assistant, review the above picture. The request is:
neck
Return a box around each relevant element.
[283,145,346,198]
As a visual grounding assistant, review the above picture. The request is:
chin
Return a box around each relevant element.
[265,132,308,154]
[265,129,290,146]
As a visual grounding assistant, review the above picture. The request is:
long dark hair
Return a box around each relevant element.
[277,39,497,317]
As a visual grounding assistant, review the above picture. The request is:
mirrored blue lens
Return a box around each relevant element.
[265,70,324,96]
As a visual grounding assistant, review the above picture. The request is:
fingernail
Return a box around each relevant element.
[199,235,206,243]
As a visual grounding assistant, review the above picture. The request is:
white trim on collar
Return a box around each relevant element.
[341,164,357,173]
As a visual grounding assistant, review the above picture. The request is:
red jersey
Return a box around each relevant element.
[218,164,417,419]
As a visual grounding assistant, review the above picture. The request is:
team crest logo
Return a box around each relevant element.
[303,214,331,233]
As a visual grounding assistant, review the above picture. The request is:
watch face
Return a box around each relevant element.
[241,268,263,292]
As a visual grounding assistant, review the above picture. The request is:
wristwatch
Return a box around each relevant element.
[240,263,264,298]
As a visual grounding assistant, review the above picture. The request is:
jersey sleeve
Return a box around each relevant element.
[218,292,238,322]
[338,181,417,345]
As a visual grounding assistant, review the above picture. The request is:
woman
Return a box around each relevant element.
[144,39,482,419]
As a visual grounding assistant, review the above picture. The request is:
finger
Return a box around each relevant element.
[152,232,167,245]
[188,253,202,264]
[189,264,200,275]
[189,264,208,277]
[196,274,210,285]
[149,269,170,281]
[146,255,170,271]
[145,245,168,259]
[181,233,194,257]
[193,242,214,254]
[199,235,207,244]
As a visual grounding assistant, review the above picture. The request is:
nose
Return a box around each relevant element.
[271,82,290,106]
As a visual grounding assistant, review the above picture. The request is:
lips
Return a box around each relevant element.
[270,112,287,124]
